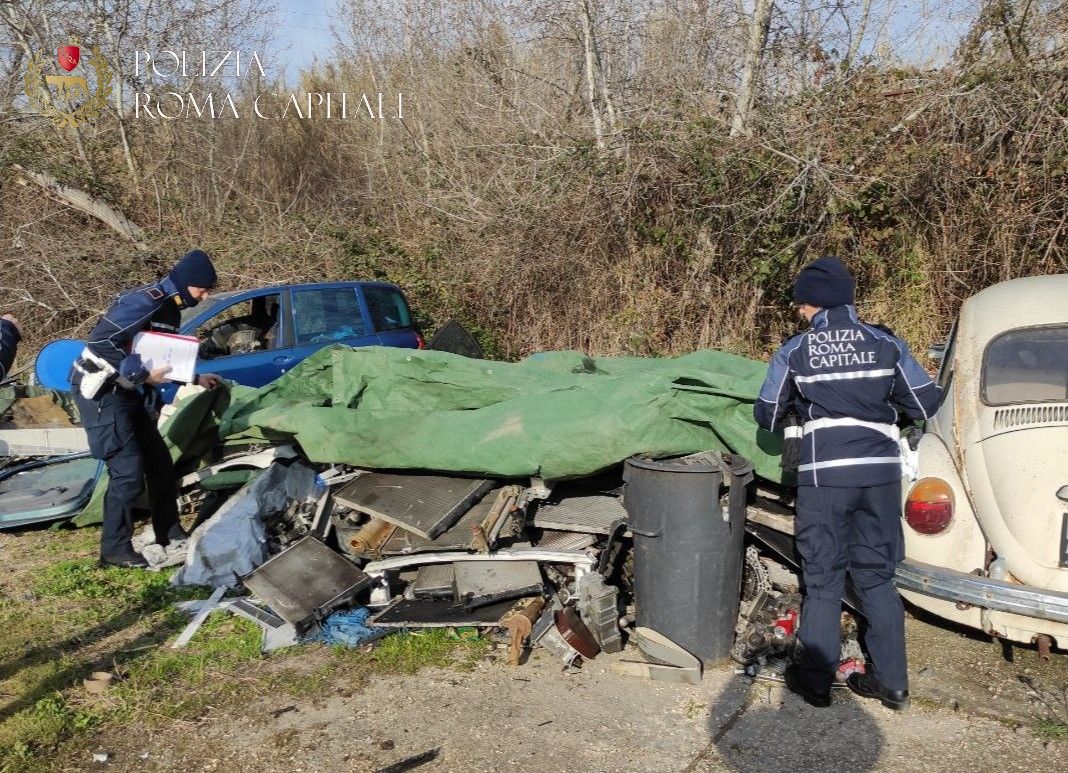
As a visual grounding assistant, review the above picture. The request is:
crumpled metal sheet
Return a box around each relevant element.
[172,461,320,588]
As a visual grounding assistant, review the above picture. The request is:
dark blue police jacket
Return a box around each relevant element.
[85,276,186,387]
[754,305,944,487]
[0,317,21,381]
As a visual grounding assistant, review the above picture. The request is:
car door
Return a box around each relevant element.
[287,285,379,367]
[181,290,287,387]
[362,284,421,349]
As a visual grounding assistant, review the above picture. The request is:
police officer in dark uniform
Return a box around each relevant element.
[72,250,220,568]
[755,257,943,710]
[0,314,20,381]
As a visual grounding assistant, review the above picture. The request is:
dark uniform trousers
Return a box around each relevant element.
[74,387,180,556]
[794,481,907,693]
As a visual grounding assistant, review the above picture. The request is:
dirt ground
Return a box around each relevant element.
[55,613,1068,773]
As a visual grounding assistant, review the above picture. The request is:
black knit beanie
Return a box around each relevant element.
[791,256,855,308]
[169,249,218,290]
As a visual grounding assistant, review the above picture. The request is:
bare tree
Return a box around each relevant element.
[731,0,773,136]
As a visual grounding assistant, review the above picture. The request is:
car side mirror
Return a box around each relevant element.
[927,344,946,363]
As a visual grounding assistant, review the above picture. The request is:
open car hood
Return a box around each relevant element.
[0,455,101,529]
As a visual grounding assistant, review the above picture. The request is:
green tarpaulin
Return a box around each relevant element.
[74,345,782,525]
[220,346,781,480]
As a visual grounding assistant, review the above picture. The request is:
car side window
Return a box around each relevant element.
[195,294,281,360]
[364,286,412,332]
[292,288,367,346]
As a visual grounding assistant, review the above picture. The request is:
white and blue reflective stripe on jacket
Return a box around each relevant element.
[753,305,944,487]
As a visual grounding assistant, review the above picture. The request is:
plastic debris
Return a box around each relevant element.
[302,607,388,648]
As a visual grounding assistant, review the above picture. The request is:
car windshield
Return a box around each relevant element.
[982,325,1068,405]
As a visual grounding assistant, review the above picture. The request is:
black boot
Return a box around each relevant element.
[166,525,191,542]
[846,671,910,711]
[784,665,831,708]
[99,549,149,569]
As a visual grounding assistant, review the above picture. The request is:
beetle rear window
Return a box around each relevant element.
[982,326,1068,405]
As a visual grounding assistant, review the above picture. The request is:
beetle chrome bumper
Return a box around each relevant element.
[895,559,1068,624]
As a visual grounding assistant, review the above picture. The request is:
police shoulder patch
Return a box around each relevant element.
[146,286,165,301]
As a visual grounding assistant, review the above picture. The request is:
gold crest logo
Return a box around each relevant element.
[24,39,112,127]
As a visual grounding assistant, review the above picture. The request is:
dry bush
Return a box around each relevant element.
[0,0,1065,372]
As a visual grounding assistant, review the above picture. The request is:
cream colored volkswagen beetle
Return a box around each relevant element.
[895,274,1068,654]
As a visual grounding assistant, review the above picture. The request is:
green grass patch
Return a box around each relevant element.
[371,628,488,673]
[33,559,206,605]
[0,528,491,769]
[1036,718,1068,741]
[0,692,103,771]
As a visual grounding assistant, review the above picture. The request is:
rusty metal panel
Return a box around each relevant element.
[335,472,494,539]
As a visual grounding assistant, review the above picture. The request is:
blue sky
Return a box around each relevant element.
[268,0,977,80]
[272,0,338,81]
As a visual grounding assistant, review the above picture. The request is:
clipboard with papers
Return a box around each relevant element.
[131,331,199,383]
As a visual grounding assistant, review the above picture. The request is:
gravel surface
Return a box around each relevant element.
[61,617,1067,772]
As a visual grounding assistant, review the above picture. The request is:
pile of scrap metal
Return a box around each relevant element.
[169,455,631,666]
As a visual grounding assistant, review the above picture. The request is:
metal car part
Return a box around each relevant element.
[895,558,1068,624]
[411,563,455,599]
[426,319,485,359]
[535,530,597,551]
[532,495,626,535]
[242,536,372,632]
[178,444,299,490]
[575,572,622,653]
[453,560,543,610]
[370,597,516,628]
[363,548,596,577]
[335,472,495,540]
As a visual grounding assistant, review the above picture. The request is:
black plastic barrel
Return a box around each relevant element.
[623,451,754,665]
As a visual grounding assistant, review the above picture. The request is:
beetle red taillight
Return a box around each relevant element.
[905,478,955,535]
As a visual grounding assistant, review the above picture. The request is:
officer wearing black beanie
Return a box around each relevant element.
[0,314,21,382]
[73,250,221,569]
[755,255,944,711]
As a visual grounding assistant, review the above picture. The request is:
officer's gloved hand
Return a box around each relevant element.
[781,413,802,473]
[904,424,924,451]
[117,353,150,388]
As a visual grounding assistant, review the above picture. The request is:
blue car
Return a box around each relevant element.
[162,280,423,400]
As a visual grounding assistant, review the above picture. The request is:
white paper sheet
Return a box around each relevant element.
[131,331,199,383]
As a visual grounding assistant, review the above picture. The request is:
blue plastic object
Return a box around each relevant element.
[34,338,86,392]
[302,607,388,648]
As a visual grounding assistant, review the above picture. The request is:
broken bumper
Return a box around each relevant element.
[895,559,1068,624]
